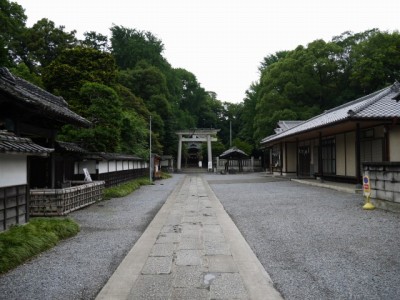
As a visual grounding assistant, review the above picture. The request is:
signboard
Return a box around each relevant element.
[363,175,370,197]
[83,168,92,182]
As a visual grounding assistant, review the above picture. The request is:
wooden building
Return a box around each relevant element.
[260,81,400,184]
[0,67,91,229]
[0,67,91,189]
[0,131,52,231]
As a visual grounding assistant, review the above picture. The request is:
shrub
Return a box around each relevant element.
[0,218,80,274]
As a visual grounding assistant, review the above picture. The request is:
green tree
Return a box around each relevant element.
[20,18,77,72]
[110,25,167,70]
[238,82,259,145]
[350,30,400,93]
[81,31,110,52]
[232,138,253,156]
[120,110,149,158]
[0,0,26,66]
[42,47,117,108]
[59,83,122,152]
[247,28,400,146]
[10,62,43,86]
[254,40,343,140]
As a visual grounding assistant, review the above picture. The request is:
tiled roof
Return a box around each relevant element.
[56,141,87,153]
[220,147,248,159]
[54,141,144,160]
[0,131,53,155]
[261,81,400,145]
[274,120,305,133]
[0,67,91,127]
[85,152,144,161]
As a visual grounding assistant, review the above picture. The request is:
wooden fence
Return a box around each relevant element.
[215,157,262,173]
[30,181,104,216]
[0,184,28,232]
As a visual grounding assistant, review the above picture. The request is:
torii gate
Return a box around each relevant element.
[176,129,220,171]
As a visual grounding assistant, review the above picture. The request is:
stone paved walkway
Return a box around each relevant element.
[96,175,282,300]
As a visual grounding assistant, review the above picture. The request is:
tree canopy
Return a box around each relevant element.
[2,0,399,160]
[249,29,400,143]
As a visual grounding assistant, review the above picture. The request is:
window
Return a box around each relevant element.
[360,138,383,162]
[322,138,336,174]
[271,145,280,167]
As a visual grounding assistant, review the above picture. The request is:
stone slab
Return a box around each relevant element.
[173,265,203,288]
[170,287,209,300]
[204,240,231,255]
[156,232,181,244]
[150,243,175,257]
[141,256,172,275]
[207,255,239,273]
[210,273,248,299]
[178,237,203,250]
[129,275,173,299]
[176,249,202,266]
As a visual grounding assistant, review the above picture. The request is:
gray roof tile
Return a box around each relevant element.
[0,67,91,127]
[0,131,53,155]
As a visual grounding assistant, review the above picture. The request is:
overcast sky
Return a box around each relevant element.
[15,0,399,103]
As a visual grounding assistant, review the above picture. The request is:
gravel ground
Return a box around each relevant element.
[205,173,400,300]
[0,174,184,300]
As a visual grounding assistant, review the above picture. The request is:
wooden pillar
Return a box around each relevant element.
[355,123,361,184]
[296,138,299,177]
[207,134,212,171]
[50,131,56,188]
[280,142,283,176]
[318,132,323,179]
[384,125,390,161]
[177,134,182,171]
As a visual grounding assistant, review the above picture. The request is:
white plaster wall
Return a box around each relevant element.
[0,154,27,188]
[117,161,123,171]
[77,161,96,174]
[346,131,356,176]
[123,161,129,170]
[285,143,297,173]
[390,126,400,161]
[98,161,108,174]
[129,161,133,170]
[336,134,346,176]
[109,160,116,172]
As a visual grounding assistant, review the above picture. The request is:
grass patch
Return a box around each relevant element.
[103,177,152,200]
[0,217,80,274]
[159,172,172,179]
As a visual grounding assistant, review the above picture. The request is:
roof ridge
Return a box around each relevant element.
[15,76,68,107]
[322,87,386,115]
[347,84,393,116]
[0,67,16,85]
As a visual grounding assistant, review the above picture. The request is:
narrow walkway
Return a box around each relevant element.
[96,175,282,300]
[291,178,362,194]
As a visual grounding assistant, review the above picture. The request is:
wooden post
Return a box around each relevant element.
[177,134,182,171]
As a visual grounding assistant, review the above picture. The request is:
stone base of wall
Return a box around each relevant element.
[370,198,400,213]
[363,161,400,213]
